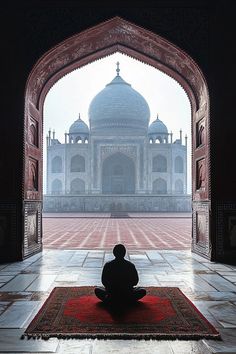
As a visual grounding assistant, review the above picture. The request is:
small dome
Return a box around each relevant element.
[148,116,168,135]
[89,62,150,135]
[69,115,89,135]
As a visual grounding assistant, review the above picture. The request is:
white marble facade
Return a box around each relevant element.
[45,64,188,211]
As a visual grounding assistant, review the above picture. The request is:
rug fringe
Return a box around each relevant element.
[22,287,221,342]
[21,332,221,341]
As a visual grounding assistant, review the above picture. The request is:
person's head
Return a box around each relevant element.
[113,244,126,259]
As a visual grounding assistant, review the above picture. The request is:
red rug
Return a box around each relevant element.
[23,287,221,340]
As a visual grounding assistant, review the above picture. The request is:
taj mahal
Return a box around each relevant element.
[43,63,191,212]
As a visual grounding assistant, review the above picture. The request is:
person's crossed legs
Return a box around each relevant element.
[95,286,146,303]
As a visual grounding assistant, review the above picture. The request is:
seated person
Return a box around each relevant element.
[95,244,146,303]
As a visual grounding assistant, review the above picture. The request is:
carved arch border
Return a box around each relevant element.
[24,16,211,257]
[26,16,209,108]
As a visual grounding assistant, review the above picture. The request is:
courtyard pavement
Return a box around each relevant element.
[43,213,192,250]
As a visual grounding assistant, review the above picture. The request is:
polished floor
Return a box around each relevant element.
[0,249,236,353]
[43,213,191,250]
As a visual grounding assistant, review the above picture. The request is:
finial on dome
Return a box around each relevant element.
[78,113,81,120]
[116,61,120,76]
[156,113,159,120]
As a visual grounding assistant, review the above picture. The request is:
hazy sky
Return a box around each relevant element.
[43,52,191,193]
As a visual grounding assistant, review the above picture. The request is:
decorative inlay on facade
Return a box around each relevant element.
[196,158,206,191]
[28,158,38,191]
[27,17,207,110]
[196,118,205,147]
[100,145,137,161]
[192,201,211,258]
[29,117,38,147]
[23,201,42,258]
[196,212,206,243]
[43,195,191,213]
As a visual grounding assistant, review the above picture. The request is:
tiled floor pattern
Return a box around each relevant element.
[0,249,236,353]
[43,216,191,250]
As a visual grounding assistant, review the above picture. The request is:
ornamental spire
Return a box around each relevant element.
[78,113,81,120]
[116,61,120,76]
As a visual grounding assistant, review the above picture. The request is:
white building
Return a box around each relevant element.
[44,64,190,212]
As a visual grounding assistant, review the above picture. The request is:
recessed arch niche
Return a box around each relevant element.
[24,16,211,259]
[102,153,135,194]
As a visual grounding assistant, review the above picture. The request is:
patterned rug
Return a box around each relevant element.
[23,287,221,340]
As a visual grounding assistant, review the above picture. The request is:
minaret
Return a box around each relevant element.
[180,129,182,144]
[48,128,51,146]
[116,61,120,76]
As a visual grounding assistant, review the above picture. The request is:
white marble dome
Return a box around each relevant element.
[89,65,150,135]
[148,116,168,135]
[69,115,89,135]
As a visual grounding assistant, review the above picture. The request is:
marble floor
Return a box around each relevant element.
[0,249,236,353]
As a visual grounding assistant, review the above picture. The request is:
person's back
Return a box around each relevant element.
[102,257,138,295]
[95,244,146,303]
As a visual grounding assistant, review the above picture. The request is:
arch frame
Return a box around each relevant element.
[23,16,211,259]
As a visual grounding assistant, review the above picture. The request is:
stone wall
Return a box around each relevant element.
[43,195,191,212]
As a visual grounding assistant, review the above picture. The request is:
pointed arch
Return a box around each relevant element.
[153,178,167,194]
[70,178,85,194]
[153,155,167,172]
[70,155,85,172]
[51,179,62,195]
[102,153,135,194]
[23,16,211,260]
[51,156,62,173]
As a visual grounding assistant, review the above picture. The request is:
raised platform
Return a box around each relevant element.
[43,194,191,212]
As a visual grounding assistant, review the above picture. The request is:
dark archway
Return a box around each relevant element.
[102,153,135,194]
[175,156,184,173]
[70,178,85,194]
[23,17,211,260]
[51,156,62,173]
[153,155,167,172]
[153,178,167,194]
[70,155,85,172]
[51,179,62,195]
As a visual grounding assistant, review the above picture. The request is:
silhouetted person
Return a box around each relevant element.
[95,244,146,304]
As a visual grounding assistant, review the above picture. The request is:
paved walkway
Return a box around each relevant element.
[43,214,192,250]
